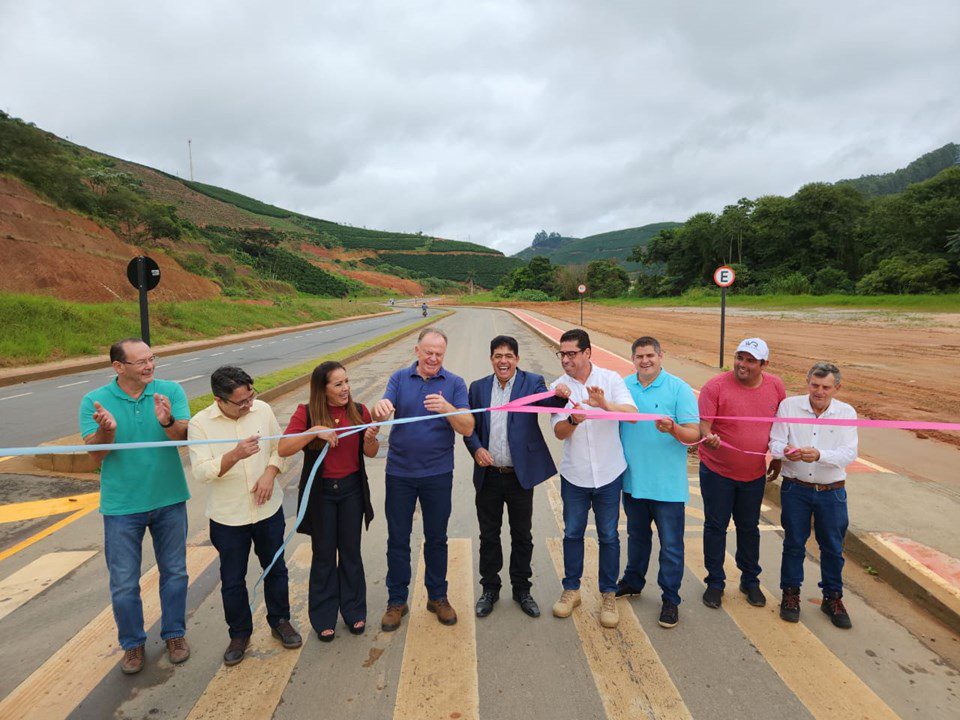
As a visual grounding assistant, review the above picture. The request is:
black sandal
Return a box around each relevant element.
[318,629,336,642]
[348,620,366,636]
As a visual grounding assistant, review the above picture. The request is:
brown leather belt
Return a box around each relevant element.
[487,466,516,474]
[783,477,845,492]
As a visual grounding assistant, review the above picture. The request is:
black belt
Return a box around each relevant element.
[487,466,516,474]
[783,477,845,492]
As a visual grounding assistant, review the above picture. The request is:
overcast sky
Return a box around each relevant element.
[2,1,959,254]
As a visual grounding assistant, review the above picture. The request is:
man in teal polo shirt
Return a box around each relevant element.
[617,336,699,629]
[79,338,191,675]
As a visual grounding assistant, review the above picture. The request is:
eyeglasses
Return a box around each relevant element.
[120,355,158,368]
[219,390,258,408]
[555,350,585,360]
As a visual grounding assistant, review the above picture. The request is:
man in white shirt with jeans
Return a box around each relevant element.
[768,361,858,629]
[550,329,637,628]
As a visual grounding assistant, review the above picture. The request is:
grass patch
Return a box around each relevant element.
[448,292,960,312]
[187,311,451,414]
[0,293,387,366]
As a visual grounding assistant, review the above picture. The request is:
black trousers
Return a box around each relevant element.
[209,506,290,639]
[307,473,366,633]
[475,469,534,594]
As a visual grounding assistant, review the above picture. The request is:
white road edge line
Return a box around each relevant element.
[175,375,205,383]
[56,380,89,389]
[0,392,32,401]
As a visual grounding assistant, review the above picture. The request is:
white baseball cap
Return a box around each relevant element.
[736,337,769,361]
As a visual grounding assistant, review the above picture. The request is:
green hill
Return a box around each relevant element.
[0,111,513,297]
[835,143,959,197]
[514,222,681,270]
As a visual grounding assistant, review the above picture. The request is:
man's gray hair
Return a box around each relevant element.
[807,361,841,384]
[418,327,448,344]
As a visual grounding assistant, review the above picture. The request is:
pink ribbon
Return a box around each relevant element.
[491,390,960,457]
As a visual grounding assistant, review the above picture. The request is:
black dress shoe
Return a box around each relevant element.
[739,583,767,607]
[475,590,499,618]
[513,591,541,618]
[702,586,723,609]
[615,578,644,598]
[223,636,250,666]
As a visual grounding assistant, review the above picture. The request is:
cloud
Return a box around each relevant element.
[2,0,958,253]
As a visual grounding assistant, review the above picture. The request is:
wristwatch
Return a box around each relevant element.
[566,415,580,426]
[160,417,176,428]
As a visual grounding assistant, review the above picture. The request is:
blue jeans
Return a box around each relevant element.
[561,476,621,594]
[621,494,685,605]
[779,480,849,595]
[103,501,188,650]
[385,472,453,604]
[699,464,766,590]
[209,506,290,639]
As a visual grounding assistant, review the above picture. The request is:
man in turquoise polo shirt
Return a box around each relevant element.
[617,336,699,629]
[79,338,191,675]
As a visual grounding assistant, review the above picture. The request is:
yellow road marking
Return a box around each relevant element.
[0,551,98,622]
[684,550,900,719]
[546,538,692,719]
[0,493,100,524]
[0,456,12,464]
[186,544,311,720]
[0,544,219,720]
[393,539,478,720]
[0,504,99,563]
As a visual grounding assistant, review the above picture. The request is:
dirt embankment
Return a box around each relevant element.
[519,301,960,450]
[0,176,220,302]
[300,244,424,295]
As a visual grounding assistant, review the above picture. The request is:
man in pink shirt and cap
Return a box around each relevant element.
[698,338,786,610]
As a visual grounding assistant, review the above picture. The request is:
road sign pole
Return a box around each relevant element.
[719,285,726,368]
[137,256,150,345]
[580,295,583,326]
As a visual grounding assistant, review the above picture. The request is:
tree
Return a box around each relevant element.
[585,259,629,297]
[500,256,557,295]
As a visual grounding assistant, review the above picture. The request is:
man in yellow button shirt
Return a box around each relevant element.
[188,366,302,666]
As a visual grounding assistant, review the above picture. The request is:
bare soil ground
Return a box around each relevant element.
[0,177,220,302]
[515,301,960,449]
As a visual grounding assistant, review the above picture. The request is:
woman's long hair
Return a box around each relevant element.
[307,361,364,450]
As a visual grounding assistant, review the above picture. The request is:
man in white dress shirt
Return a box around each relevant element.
[549,329,637,629]
[768,362,858,629]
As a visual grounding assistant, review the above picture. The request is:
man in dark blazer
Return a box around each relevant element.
[464,335,570,618]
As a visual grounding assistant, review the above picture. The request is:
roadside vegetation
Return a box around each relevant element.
[0,293,386,366]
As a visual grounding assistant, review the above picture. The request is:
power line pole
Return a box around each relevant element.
[188,139,194,181]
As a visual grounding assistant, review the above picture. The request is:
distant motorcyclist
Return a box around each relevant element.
[421,302,428,317]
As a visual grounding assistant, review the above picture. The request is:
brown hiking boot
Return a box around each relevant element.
[599,592,619,628]
[120,645,145,675]
[552,589,582,618]
[426,597,458,626]
[381,603,409,632]
[166,636,190,664]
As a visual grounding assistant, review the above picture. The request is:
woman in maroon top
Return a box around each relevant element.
[279,361,379,640]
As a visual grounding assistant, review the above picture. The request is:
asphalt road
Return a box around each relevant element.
[0,306,423,450]
[0,307,956,719]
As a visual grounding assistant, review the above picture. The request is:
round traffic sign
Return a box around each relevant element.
[127,256,161,291]
[713,266,735,288]
[577,284,587,294]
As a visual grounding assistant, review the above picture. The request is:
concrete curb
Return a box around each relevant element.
[20,310,453,476]
[0,309,400,389]
[763,481,960,635]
